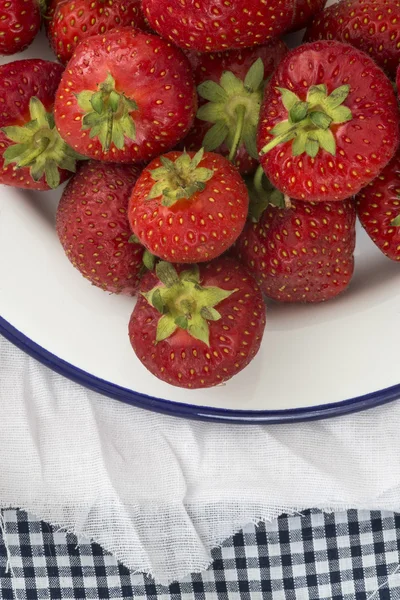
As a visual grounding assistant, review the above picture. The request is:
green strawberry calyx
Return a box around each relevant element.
[148,148,214,207]
[1,97,82,189]
[77,73,138,152]
[197,58,265,163]
[247,164,291,222]
[259,83,353,159]
[143,262,237,347]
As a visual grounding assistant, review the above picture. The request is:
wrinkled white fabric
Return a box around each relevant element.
[1,334,400,584]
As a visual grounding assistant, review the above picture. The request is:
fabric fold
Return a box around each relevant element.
[1,335,400,583]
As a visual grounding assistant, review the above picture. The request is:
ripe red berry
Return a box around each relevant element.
[54,28,197,163]
[56,161,145,294]
[129,258,266,388]
[234,172,357,303]
[305,0,400,79]
[258,41,399,203]
[47,0,147,65]
[128,149,249,263]
[142,0,324,53]
[0,0,41,55]
[356,151,400,261]
[0,59,81,190]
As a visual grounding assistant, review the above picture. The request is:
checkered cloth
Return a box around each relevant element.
[1,509,400,599]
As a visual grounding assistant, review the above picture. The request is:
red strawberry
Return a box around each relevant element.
[181,41,288,175]
[287,0,327,32]
[0,0,41,55]
[142,0,325,53]
[56,161,146,294]
[258,41,400,203]
[234,171,357,303]
[128,149,249,263]
[304,0,400,79]
[397,64,400,94]
[0,59,82,190]
[355,151,400,261]
[54,28,197,163]
[128,257,266,389]
[47,0,146,65]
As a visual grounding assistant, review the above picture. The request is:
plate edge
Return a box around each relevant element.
[1,315,399,424]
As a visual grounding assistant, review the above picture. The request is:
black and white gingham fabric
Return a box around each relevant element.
[1,509,400,599]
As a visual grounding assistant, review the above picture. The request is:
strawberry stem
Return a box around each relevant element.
[228,104,246,163]
[253,164,265,198]
[246,165,288,222]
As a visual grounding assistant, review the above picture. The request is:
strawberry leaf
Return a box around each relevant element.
[292,131,307,156]
[156,314,178,342]
[202,121,229,150]
[305,137,319,158]
[289,101,309,123]
[220,70,244,95]
[244,58,264,93]
[325,84,350,109]
[309,111,332,130]
[276,87,301,111]
[314,128,336,155]
[243,126,259,160]
[330,105,352,124]
[307,84,327,104]
[191,148,205,169]
[270,120,295,137]
[156,262,180,288]
[197,80,228,103]
[197,103,224,123]
[200,306,221,321]
[195,286,237,308]
[2,125,35,144]
[188,315,210,347]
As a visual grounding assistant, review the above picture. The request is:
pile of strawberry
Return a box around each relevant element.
[1,0,399,390]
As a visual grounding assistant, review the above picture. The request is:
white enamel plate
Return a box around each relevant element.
[0,32,399,423]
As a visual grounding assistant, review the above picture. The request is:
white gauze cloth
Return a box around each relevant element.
[1,334,400,584]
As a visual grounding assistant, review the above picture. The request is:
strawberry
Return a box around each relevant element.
[0,0,41,55]
[128,148,249,263]
[142,0,325,53]
[128,257,265,388]
[234,169,357,303]
[287,0,327,32]
[54,28,197,163]
[397,64,400,94]
[182,41,288,175]
[0,59,82,190]
[47,0,146,65]
[355,151,400,261]
[304,0,400,79]
[56,161,146,294]
[258,41,400,203]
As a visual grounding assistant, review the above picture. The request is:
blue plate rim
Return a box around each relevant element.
[1,314,399,424]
